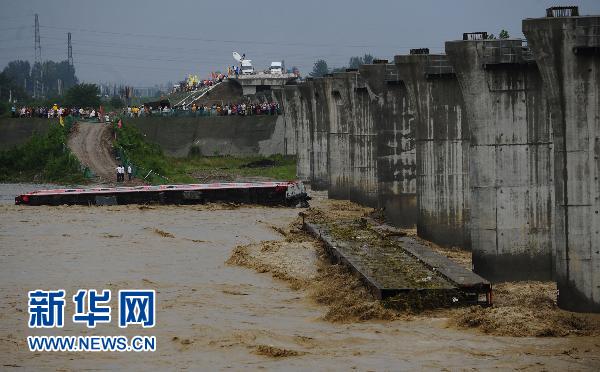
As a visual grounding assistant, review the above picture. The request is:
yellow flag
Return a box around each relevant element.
[59,115,64,126]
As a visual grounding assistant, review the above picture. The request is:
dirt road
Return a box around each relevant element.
[67,122,117,183]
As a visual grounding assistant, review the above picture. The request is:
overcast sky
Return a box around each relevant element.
[1,0,599,87]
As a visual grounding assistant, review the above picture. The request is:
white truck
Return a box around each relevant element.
[241,60,254,75]
[233,52,255,75]
[269,61,283,75]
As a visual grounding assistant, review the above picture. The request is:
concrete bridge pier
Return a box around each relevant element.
[396,51,471,250]
[524,7,600,312]
[294,83,316,182]
[327,73,353,200]
[282,86,307,177]
[347,71,379,208]
[446,37,554,282]
[360,63,417,228]
[310,78,331,190]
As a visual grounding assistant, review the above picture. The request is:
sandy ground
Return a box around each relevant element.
[1,187,600,370]
[67,122,118,183]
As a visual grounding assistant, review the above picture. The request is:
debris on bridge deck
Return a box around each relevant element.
[15,181,310,207]
[303,216,491,311]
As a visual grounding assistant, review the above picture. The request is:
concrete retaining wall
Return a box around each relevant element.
[128,115,287,158]
[396,54,471,249]
[0,118,54,149]
[524,15,600,312]
[446,39,554,282]
[254,88,296,156]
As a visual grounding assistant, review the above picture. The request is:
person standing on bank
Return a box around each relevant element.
[116,165,121,182]
[127,164,132,181]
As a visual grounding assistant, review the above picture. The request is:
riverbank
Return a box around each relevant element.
[0,123,87,184]
[0,118,296,185]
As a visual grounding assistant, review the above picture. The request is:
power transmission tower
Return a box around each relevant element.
[34,14,42,98]
[67,32,73,66]
[34,14,41,63]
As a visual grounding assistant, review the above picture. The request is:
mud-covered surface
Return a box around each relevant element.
[450,281,600,337]
[310,220,454,290]
[1,185,600,370]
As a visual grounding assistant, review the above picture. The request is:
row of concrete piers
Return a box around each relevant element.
[278,7,599,312]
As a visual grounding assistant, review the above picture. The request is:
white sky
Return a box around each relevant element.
[1,0,598,86]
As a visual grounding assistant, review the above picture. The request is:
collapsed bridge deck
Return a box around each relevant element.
[15,181,310,207]
[304,219,491,309]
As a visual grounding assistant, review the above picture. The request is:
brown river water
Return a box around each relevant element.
[0,183,599,370]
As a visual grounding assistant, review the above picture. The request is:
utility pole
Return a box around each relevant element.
[67,32,73,66]
[34,14,42,98]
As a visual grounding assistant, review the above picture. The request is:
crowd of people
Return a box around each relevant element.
[171,73,227,94]
[190,101,281,116]
[10,104,110,121]
[10,100,282,119]
[123,105,150,117]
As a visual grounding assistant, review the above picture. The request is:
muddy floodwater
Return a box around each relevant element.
[1,184,599,370]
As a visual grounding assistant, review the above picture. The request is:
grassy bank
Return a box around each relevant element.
[114,121,296,184]
[0,122,87,184]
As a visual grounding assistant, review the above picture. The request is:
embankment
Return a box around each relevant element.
[0,118,53,149]
[128,115,288,157]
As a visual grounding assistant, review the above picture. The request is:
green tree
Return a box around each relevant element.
[64,83,100,107]
[0,71,29,103]
[109,96,125,109]
[309,59,329,77]
[488,30,510,40]
[349,54,374,69]
[2,60,31,94]
[31,60,78,97]
[330,66,346,73]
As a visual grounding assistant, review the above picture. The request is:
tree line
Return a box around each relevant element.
[0,59,109,114]
[309,54,375,78]
[1,60,78,100]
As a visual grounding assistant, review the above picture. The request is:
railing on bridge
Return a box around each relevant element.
[463,32,488,41]
[546,6,579,18]
[174,82,223,110]
[234,72,298,80]
[410,48,430,55]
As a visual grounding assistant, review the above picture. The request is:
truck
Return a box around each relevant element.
[269,61,283,75]
[241,60,254,75]
[233,52,255,75]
